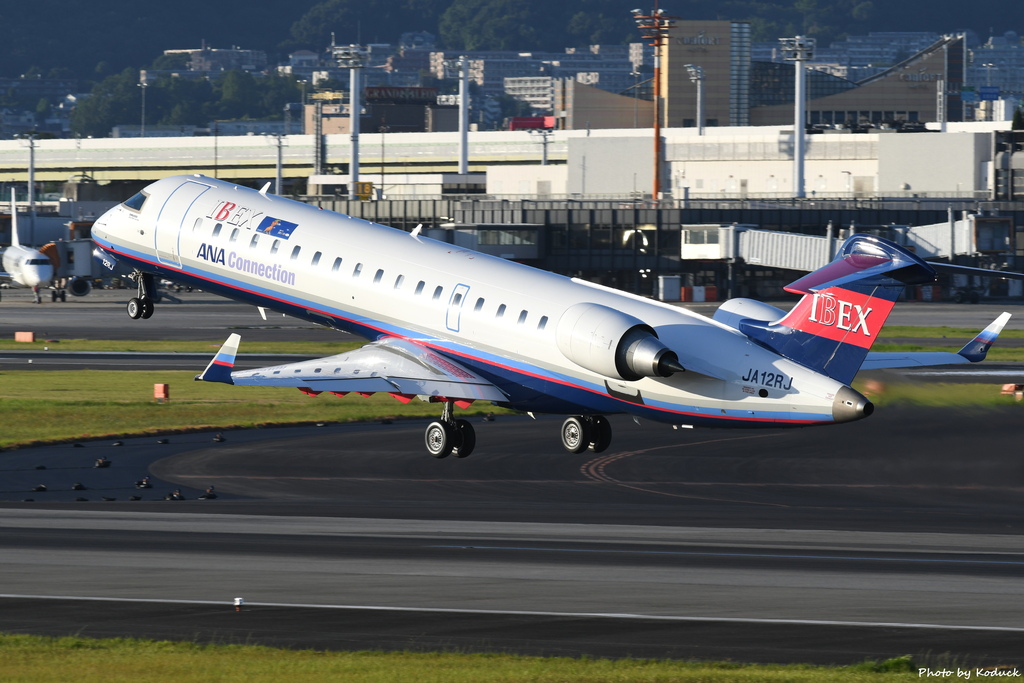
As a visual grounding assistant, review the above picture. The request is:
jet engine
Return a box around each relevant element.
[68,277,92,297]
[555,303,685,381]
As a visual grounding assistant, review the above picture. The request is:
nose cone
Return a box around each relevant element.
[832,385,874,423]
[30,264,53,288]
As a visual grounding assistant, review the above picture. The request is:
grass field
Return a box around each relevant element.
[0,326,1021,449]
[0,634,936,683]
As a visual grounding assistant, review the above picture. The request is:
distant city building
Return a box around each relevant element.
[664,20,753,128]
[749,34,967,127]
[163,45,268,73]
[968,31,1024,101]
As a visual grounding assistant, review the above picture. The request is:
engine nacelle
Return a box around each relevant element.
[68,277,92,297]
[555,303,684,381]
[712,298,787,331]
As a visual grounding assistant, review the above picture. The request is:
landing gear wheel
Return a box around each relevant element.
[50,290,57,302]
[425,420,455,459]
[452,419,476,458]
[126,297,143,320]
[140,298,155,319]
[561,416,591,454]
[588,415,612,453]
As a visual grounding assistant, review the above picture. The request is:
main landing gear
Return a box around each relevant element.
[126,271,155,320]
[424,399,476,459]
[560,415,612,454]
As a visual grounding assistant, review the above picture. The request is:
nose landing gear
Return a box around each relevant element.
[126,271,156,320]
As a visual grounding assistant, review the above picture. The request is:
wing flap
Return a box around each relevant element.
[197,335,506,403]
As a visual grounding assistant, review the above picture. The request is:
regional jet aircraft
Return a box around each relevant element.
[1,190,54,291]
[91,175,1011,457]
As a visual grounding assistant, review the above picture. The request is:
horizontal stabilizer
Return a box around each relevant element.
[861,312,1011,371]
[926,262,1024,280]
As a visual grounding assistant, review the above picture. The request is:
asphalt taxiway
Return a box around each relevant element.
[1,288,1024,666]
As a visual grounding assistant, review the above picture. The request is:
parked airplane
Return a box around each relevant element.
[91,174,1011,458]
[1,190,54,292]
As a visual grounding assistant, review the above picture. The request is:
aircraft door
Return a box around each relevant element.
[446,283,470,333]
[155,180,210,268]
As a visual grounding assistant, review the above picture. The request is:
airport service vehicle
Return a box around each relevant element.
[91,175,1011,458]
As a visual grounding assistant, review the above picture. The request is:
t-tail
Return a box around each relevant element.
[740,235,936,385]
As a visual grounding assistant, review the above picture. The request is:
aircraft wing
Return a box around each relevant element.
[196,333,507,403]
[861,312,1011,371]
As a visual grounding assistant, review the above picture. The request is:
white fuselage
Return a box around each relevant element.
[92,175,853,426]
[1,244,53,288]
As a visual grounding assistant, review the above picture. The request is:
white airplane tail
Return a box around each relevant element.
[9,189,19,248]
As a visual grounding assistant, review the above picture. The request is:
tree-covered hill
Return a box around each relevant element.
[1,0,1021,80]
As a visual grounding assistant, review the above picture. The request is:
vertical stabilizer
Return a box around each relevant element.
[739,235,935,384]
[9,189,19,248]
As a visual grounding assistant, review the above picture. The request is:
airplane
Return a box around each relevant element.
[91,174,1012,458]
[1,189,55,294]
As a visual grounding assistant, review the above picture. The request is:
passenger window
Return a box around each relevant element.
[394,275,405,289]
[373,269,384,284]
[270,240,280,254]
[249,234,260,248]
[474,297,485,312]
[290,245,301,260]
[517,310,528,325]
[353,263,363,277]
[453,292,463,306]
[538,316,549,330]
[212,223,222,238]
[331,257,342,272]
[311,251,322,266]
[432,286,443,301]
[496,304,506,318]
[415,281,425,295]
[229,228,239,242]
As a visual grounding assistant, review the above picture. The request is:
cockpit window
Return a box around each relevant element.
[123,192,148,212]
[26,258,50,266]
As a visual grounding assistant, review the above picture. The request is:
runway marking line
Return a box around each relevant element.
[581,433,792,506]
[428,544,1024,566]
[2,594,1022,633]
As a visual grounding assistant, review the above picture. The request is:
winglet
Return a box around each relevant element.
[958,312,1012,362]
[196,333,241,384]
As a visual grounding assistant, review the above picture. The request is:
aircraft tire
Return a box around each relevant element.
[561,416,591,454]
[425,420,454,459]
[452,419,476,458]
[588,415,612,453]
[126,297,143,320]
[140,298,155,319]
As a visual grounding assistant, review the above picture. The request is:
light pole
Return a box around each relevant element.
[528,127,552,165]
[780,36,815,199]
[138,70,148,138]
[633,4,678,200]
[684,64,704,135]
[444,56,471,176]
[332,45,369,200]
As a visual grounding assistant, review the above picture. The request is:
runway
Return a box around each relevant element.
[1,409,1023,665]
[1,289,1024,665]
